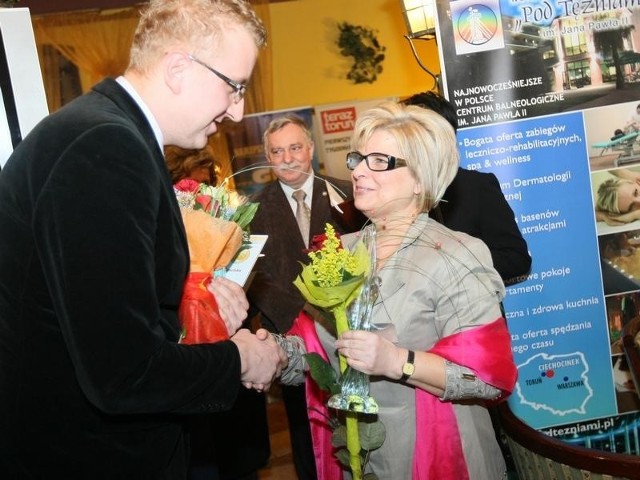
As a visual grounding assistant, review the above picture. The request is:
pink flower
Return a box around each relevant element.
[195,194,214,213]
[174,178,200,194]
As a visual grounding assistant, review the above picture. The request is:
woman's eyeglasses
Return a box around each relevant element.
[346,151,407,172]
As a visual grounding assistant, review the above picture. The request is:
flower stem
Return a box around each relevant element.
[333,304,349,373]
[346,412,363,480]
[333,304,363,479]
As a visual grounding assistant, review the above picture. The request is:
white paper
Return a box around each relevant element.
[222,234,267,287]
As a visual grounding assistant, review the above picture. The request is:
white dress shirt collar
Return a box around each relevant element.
[116,76,164,151]
[280,173,314,214]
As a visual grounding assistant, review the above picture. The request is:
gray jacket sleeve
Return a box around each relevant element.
[273,334,308,386]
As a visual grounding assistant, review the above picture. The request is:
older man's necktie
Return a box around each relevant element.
[292,189,310,247]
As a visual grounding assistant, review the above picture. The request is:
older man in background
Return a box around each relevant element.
[248,114,364,480]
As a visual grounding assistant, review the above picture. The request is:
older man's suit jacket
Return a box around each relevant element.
[436,167,531,281]
[0,79,241,478]
[248,175,359,333]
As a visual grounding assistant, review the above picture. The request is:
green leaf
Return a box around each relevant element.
[233,202,259,230]
[334,447,351,468]
[294,267,365,309]
[358,419,386,451]
[331,418,386,450]
[304,353,339,394]
[331,424,347,448]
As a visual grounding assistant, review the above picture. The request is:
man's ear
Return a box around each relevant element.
[164,51,189,94]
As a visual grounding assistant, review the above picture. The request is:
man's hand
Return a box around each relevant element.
[207,277,248,335]
[231,328,288,392]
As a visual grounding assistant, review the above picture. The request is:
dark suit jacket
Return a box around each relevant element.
[435,167,531,281]
[248,175,358,333]
[0,79,242,478]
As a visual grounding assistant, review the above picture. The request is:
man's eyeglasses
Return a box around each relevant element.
[188,54,247,104]
[346,151,408,172]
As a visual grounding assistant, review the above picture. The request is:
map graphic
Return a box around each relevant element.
[515,352,593,415]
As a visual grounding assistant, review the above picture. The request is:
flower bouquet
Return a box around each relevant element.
[293,224,384,480]
[174,178,259,344]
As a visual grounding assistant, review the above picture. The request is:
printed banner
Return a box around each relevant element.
[0,8,48,169]
[313,97,397,181]
[436,0,640,450]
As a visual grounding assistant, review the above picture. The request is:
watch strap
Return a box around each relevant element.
[400,349,415,382]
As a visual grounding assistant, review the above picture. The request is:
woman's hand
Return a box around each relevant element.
[207,276,249,335]
[336,330,447,396]
[596,209,640,226]
[612,168,640,184]
[335,330,405,379]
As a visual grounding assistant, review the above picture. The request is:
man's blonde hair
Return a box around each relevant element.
[128,0,266,73]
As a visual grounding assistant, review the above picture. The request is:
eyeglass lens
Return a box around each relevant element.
[346,151,406,171]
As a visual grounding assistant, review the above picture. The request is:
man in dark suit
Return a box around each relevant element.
[0,1,286,478]
[248,114,361,480]
[404,92,531,282]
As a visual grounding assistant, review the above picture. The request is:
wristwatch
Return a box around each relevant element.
[400,350,415,382]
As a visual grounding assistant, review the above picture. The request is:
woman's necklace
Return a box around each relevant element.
[374,213,418,271]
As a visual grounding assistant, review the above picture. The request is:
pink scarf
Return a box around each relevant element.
[414,318,517,479]
[289,314,516,480]
[288,312,343,480]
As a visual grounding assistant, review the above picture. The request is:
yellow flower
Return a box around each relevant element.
[293,224,369,309]
[293,224,381,480]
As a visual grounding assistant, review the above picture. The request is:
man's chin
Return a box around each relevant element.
[190,128,216,149]
[205,124,218,137]
[189,138,209,150]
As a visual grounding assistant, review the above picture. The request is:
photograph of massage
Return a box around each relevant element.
[592,166,640,235]
[586,101,640,171]
[605,292,640,412]
[598,228,640,294]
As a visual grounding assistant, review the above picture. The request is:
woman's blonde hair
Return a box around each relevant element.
[596,178,623,214]
[350,101,459,212]
[128,0,266,73]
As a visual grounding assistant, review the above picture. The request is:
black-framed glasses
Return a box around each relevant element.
[346,151,408,172]
[188,54,247,104]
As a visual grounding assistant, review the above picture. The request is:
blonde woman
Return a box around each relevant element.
[596,168,640,226]
[280,102,516,480]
